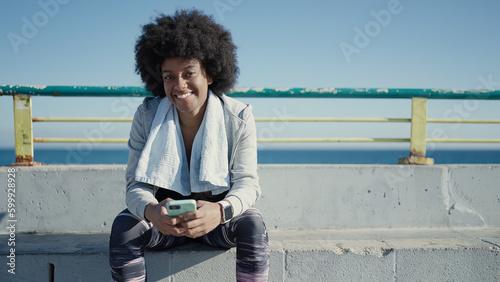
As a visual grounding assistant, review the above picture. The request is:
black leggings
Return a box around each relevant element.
[109,207,270,281]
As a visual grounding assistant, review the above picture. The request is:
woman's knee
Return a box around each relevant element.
[234,208,267,238]
[110,209,151,246]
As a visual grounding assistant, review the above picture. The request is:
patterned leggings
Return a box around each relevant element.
[109,207,270,281]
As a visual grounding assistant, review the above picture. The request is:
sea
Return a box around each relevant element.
[1,147,500,166]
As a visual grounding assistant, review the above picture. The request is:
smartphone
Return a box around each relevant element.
[166,199,197,217]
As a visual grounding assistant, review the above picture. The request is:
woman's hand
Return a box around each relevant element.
[144,198,188,236]
[178,200,222,239]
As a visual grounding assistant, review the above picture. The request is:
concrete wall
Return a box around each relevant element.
[1,165,499,281]
[256,164,500,229]
[1,164,499,234]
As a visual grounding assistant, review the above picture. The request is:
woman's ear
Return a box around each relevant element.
[208,77,213,85]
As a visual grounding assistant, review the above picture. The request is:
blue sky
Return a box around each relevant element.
[1,0,499,152]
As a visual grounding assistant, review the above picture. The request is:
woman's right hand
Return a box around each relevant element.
[144,198,187,236]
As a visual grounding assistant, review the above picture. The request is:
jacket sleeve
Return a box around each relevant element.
[225,106,261,217]
[125,100,158,220]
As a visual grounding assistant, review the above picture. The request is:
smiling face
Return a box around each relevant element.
[161,57,213,120]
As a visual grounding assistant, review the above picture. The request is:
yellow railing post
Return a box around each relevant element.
[12,94,40,166]
[399,97,434,165]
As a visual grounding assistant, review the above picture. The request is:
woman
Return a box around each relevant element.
[109,9,270,282]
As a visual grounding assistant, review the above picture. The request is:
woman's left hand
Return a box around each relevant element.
[178,200,221,238]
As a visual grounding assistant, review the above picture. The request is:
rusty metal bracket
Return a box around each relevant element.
[399,97,434,165]
[11,94,42,166]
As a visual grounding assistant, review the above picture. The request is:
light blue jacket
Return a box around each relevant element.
[125,95,261,220]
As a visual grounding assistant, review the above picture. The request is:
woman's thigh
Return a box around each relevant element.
[109,209,188,251]
[201,207,267,248]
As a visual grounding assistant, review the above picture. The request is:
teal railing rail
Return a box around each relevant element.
[2,85,500,99]
[1,85,500,166]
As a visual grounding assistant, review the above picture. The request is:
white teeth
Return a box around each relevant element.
[177,93,192,99]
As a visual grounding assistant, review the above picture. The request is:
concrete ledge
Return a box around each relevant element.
[1,164,499,280]
[1,227,499,281]
[1,164,499,233]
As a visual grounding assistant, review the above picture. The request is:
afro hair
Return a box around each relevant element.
[135,9,239,97]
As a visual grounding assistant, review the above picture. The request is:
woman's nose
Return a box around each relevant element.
[174,76,187,89]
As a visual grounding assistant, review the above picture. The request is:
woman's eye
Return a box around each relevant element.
[164,75,174,81]
[185,72,196,78]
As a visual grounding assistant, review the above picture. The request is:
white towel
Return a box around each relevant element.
[135,91,230,195]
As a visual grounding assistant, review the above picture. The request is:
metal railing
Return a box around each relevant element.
[2,85,500,166]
